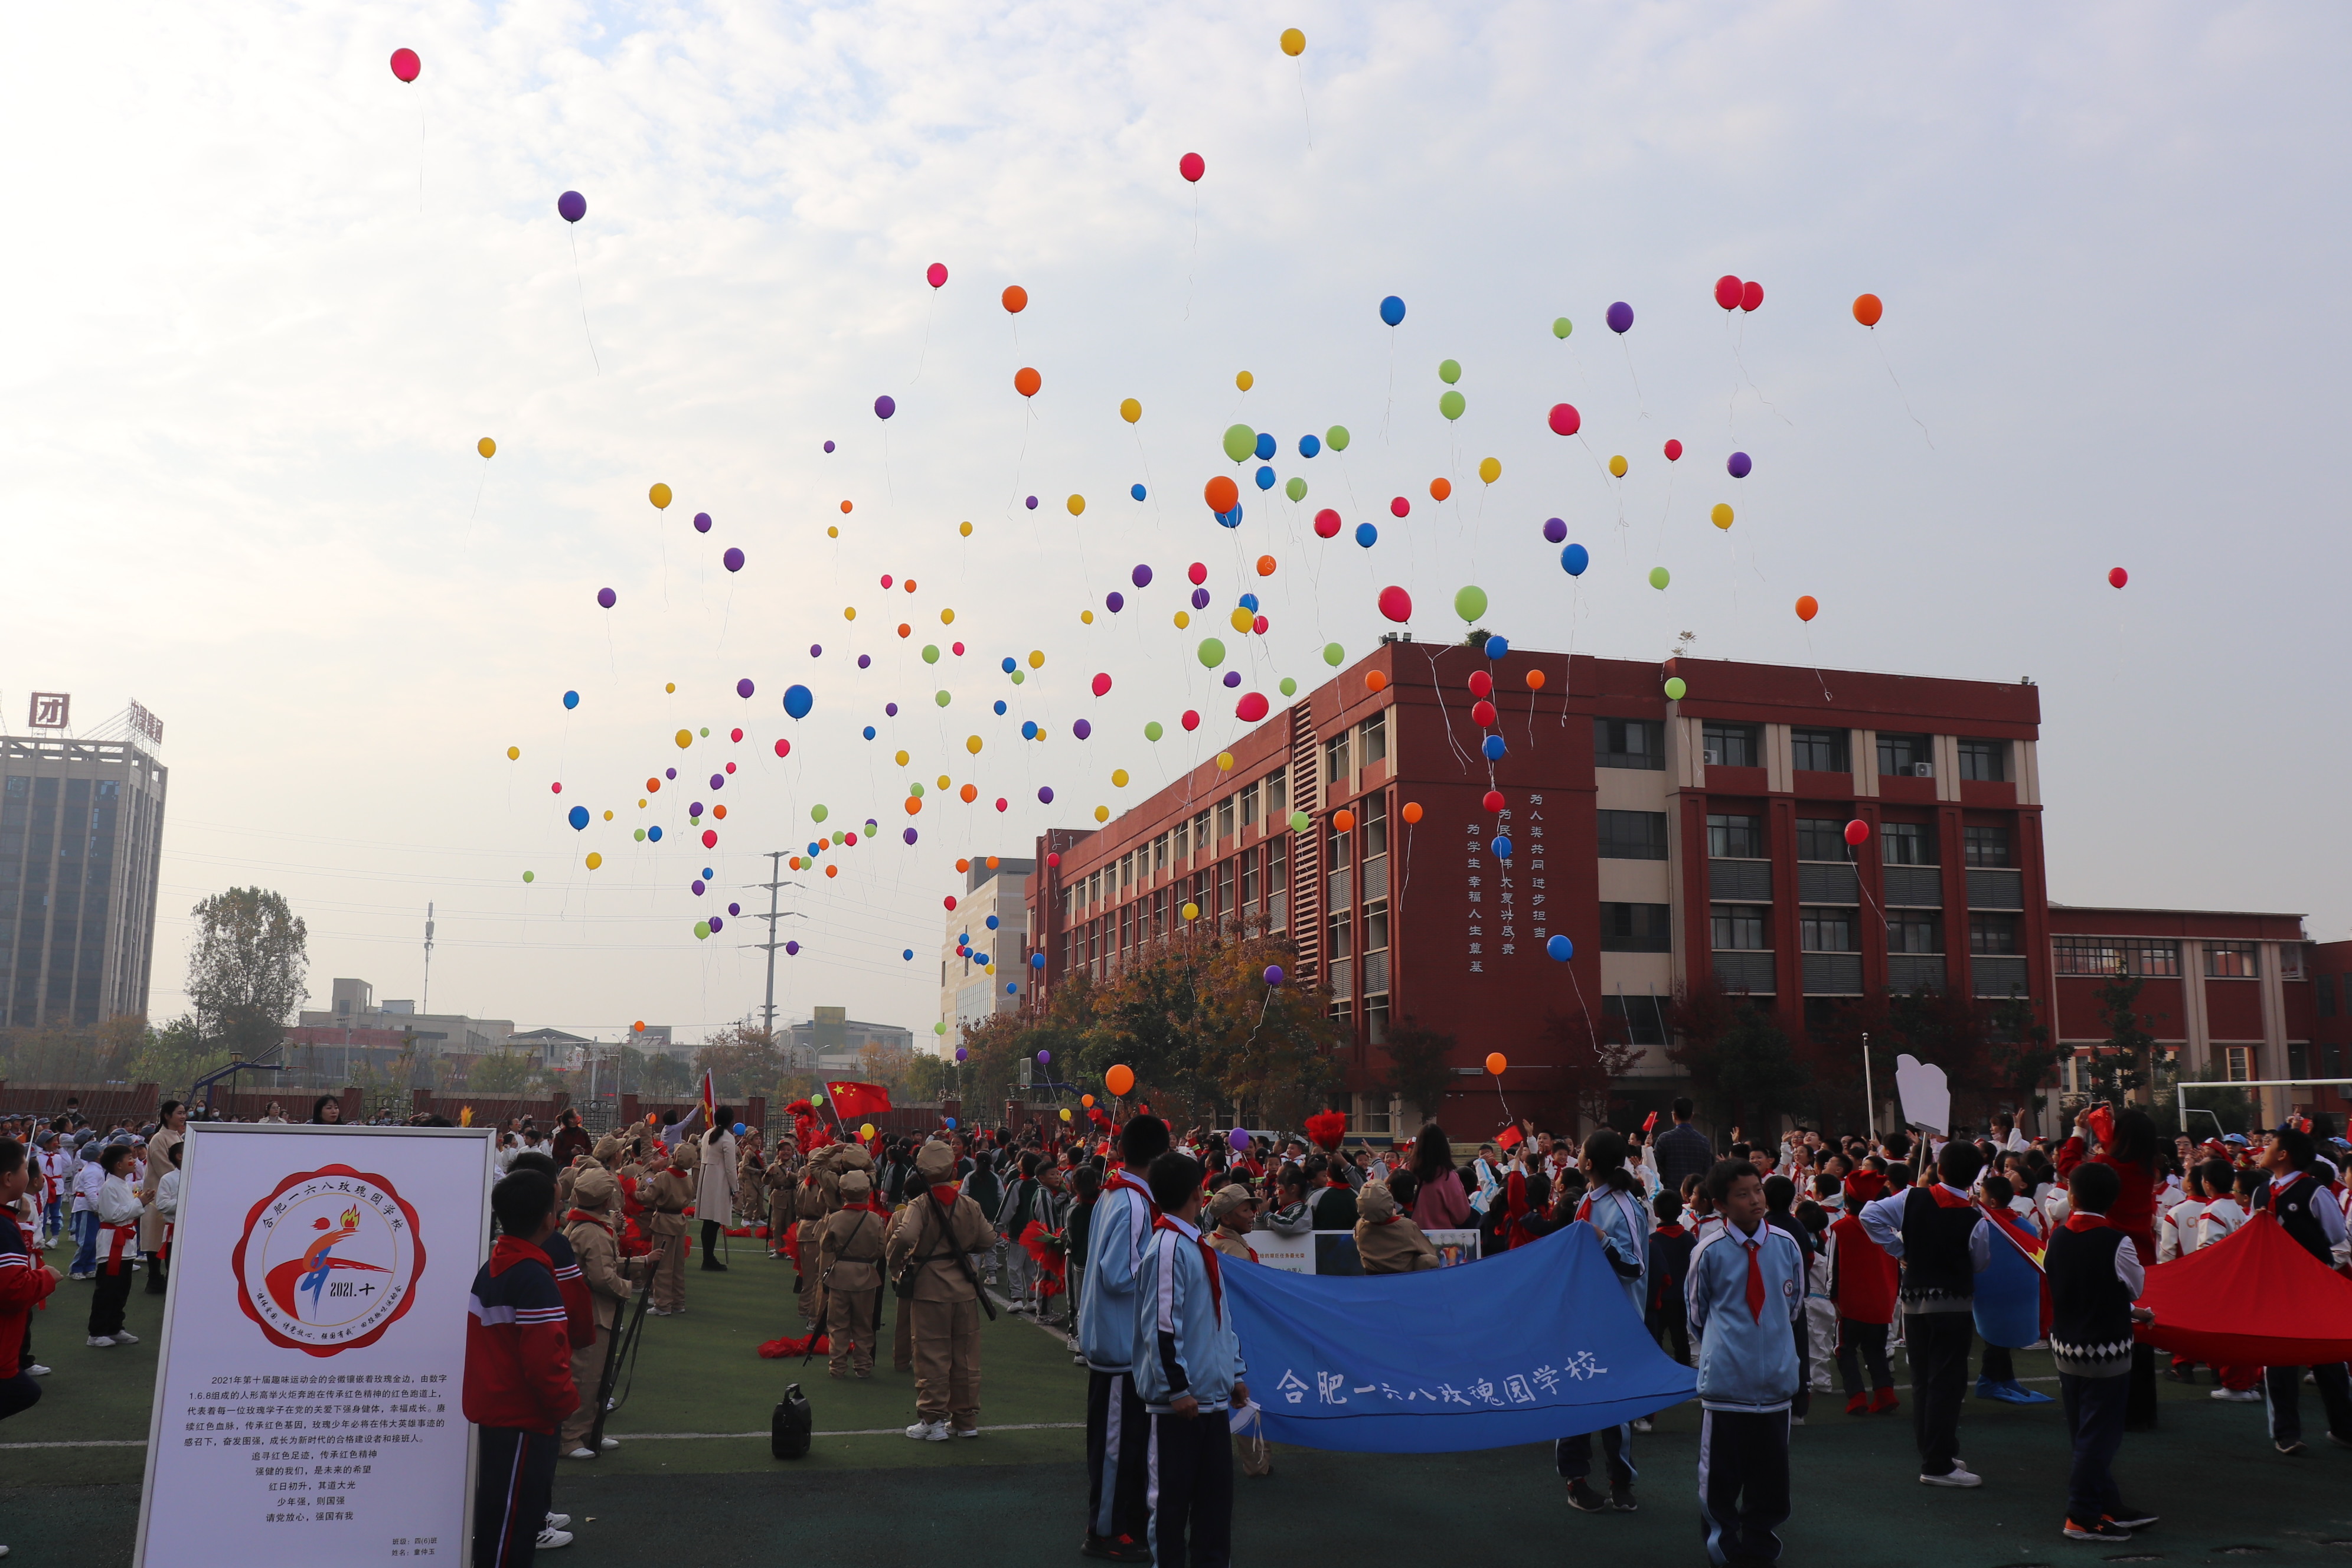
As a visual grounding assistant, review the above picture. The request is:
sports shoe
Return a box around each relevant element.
[112,1331,138,1345]
[2210,1387,2262,1403]
[2330,1432,2352,1449]
[1564,1478,1606,1513]
[544,1514,571,1531]
[25,1364,50,1377]
[1919,1466,1981,1488]
[904,1419,950,1442]
[1631,1417,1654,1433]
[599,1437,619,1450]
[2063,1517,2132,1541]
[1609,1485,1639,1513]
[566,1446,597,1460]
[1984,1380,2052,1405]
[1845,1391,1869,1415]
[2107,1505,2158,1529]
[2276,1438,2307,1456]
[1871,1388,1901,1414]
[86,1335,117,1348]
[1079,1536,1151,1563]
[535,1527,573,1550]
[955,1426,980,1439]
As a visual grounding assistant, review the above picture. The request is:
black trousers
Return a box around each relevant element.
[2264,1361,2352,1445]
[1698,1408,1790,1566]
[1086,1369,1151,1543]
[2059,1371,2127,1524]
[145,1240,170,1295]
[699,1219,726,1268]
[1146,1409,1232,1568]
[1648,1302,1692,1365]
[1903,1311,1972,1475]
[0,1368,41,1423]
[472,1426,557,1568]
[2125,1341,2158,1427]
[1556,1422,1634,1488]
[1835,1319,1893,1397]
[1979,1343,2014,1383]
[89,1266,133,1338]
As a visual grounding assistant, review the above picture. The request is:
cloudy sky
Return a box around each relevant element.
[4,2,2344,1044]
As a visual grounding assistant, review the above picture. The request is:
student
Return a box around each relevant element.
[1077,1115,1170,1562]
[1686,1158,1808,1566]
[86,1143,143,1348]
[1645,1190,1696,1366]
[1352,1180,1438,1273]
[1971,1175,2053,1406]
[2252,1127,2352,1453]
[1830,1171,1900,1415]
[1133,1149,1247,1568]
[465,1168,579,1564]
[2047,1161,2161,1541]
[1760,1175,1818,1420]
[1860,1141,1992,1482]
[1559,1130,1650,1513]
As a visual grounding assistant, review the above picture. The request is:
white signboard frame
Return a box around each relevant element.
[134,1122,496,1567]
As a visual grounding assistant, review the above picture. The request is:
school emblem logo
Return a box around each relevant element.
[232,1165,426,1358]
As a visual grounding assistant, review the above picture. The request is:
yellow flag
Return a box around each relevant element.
[459,1105,474,1128]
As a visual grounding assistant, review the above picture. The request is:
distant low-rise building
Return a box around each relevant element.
[785,1006,913,1075]
[937,857,1035,1052]
[296,977,514,1057]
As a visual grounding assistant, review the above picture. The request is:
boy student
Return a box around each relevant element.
[1132,1150,1247,1568]
[464,1168,579,1564]
[1647,1191,1696,1366]
[1076,1114,1170,1563]
[86,1142,144,1348]
[2252,1126,2352,1453]
[2046,1161,2161,1542]
[1828,1169,1900,1415]
[1686,1158,1808,1566]
[1859,1140,1992,1485]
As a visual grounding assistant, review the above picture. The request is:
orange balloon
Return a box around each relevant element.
[1082,1094,1095,1108]
[1402,801,1423,825]
[905,796,922,814]
[1003,285,1029,314]
[1366,670,1389,693]
[1106,1064,1136,1097]
[712,803,727,819]
[959,783,978,802]
[839,499,853,514]
[1484,1052,1507,1076]
[1795,594,1819,622]
[1429,476,1452,501]
[1014,365,1041,398]
[1255,554,1277,576]
[1333,809,1355,832]
[1525,668,1546,691]
[956,858,972,872]
[1852,293,1883,328]
[1205,475,1240,514]
[897,622,912,638]
[825,863,839,878]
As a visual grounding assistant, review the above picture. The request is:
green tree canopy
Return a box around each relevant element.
[186,887,309,1059]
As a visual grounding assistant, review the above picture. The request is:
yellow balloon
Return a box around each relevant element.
[1028,650,1046,669]
[585,852,603,870]
[506,746,520,760]
[828,525,839,538]
[1174,610,1191,629]
[1119,397,1142,424]
[478,437,496,459]
[1216,751,1234,771]
[1236,370,1255,391]
[895,749,910,766]
[1609,454,1628,479]
[844,605,857,620]
[638,798,647,808]
[1478,455,1501,484]
[1182,901,1200,920]
[602,809,613,821]
[1111,769,1130,787]
[665,682,676,693]
[1066,495,1085,516]
[940,607,955,625]
[1280,26,1306,55]
[649,483,672,509]
[675,729,692,749]
[959,520,974,537]
[984,963,995,975]
[1081,610,1095,624]
[1035,727,1048,741]
[966,734,984,755]
[1094,805,1110,822]
[860,1122,876,1140]
[1711,502,1735,530]
[1060,1108,1072,1122]
[1229,607,1254,632]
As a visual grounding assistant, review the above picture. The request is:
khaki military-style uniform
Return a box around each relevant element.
[560,1170,649,1449]
[644,1149,697,1312]
[884,1145,997,1430]
[821,1175,888,1378]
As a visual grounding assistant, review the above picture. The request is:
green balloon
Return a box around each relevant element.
[1325,424,1351,452]
[832,831,844,845]
[698,727,709,737]
[1552,316,1573,339]
[935,690,952,707]
[1439,390,1466,421]
[694,920,711,940]
[1664,677,1688,701]
[933,1021,946,1034]
[1222,423,1257,463]
[1649,567,1671,590]
[1453,584,1489,622]
[1438,358,1462,386]
[909,781,925,798]
[811,803,829,822]
[1284,476,1307,502]
[521,870,535,883]
[1322,642,1344,667]
[1144,720,1164,741]
[1288,810,1311,834]
[922,643,940,664]
[1197,637,1226,668]
[1279,677,1298,697]
[1010,668,1025,685]
[633,828,646,842]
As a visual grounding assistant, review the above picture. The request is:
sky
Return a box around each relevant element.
[3,1,2347,1046]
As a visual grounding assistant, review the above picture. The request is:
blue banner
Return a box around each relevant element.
[1221,1223,1698,1452]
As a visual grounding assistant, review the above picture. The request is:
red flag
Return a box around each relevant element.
[825,1081,894,1121]
[700,1069,717,1128]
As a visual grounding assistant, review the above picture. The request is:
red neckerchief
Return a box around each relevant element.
[1926,1184,1975,1210]
[1324,1175,1353,1191]
[2063,1210,2110,1234]
[1655,1221,1687,1239]
[1103,1167,1162,1220]
[564,1208,612,1233]
[848,1198,890,1217]
[1367,1213,1400,1226]
[489,1236,553,1277]
[929,1182,963,1204]
[1154,1214,1222,1324]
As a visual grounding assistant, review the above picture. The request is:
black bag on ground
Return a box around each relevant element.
[772,1382,812,1460]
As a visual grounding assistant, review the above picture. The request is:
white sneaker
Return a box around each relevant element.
[566,1446,597,1461]
[1919,1466,1981,1488]
[955,1426,981,1438]
[111,1331,138,1345]
[535,1527,573,1550]
[2211,1387,2263,1403]
[599,1437,619,1450]
[905,1420,950,1441]
[86,1335,117,1348]
[1791,1416,1806,1427]
[1631,1417,1654,1433]
[544,1514,571,1530]
[25,1364,50,1377]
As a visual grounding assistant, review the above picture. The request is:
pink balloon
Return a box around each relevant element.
[926,262,948,289]
[1548,403,1582,437]
[1092,672,1113,697]
[1235,692,1270,723]
[1377,586,1413,623]
[1713,275,1742,311]
[390,48,421,83]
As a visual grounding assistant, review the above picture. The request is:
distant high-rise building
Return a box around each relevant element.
[0,728,169,1028]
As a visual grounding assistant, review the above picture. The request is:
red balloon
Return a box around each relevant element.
[1740,280,1764,312]
[1252,614,1269,635]
[926,262,948,289]
[774,738,790,757]
[1471,700,1497,728]
[1713,274,1742,311]
[1389,496,1410,518]
[1092,672,1113,697]
[1204,475,1239,514]
[1181,710,1201,731]
[1047,852,1061,867]
[1179,152,1206,184]
[1377,586,1413,623]
[1548,403,1581,437]
[551,781,562,793]
[1188,561,1208,585]
[1482,789,1505,813]
[944,896,958,911]
[1313,508,1342,539]
[995,798,1008,812]
[1467,669,1493,698]
[2108,567,2128,590]
[1664,439,1684,461]
[1236,692,1270,723]
[701,828,718,849]
[390,47,421,83]
[1843,819,1869,847]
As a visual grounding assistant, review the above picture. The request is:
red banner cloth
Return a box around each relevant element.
[2134,1211,2352,1367]
[824,1082,894,1121]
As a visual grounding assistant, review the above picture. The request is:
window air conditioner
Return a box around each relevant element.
[1702,748,1723,767]
[1912,762,1935,779]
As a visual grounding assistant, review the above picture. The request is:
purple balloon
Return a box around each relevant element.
[1229,1127,1251,1152]
[1131,564,1153,589]
[724,547,745,572]
[1024,495,1038,510]
[693,511,712,533]
[1542,517,1567,544]
[823,439,836,453]
[1105,591,1125,613]
[727,902,741,916]
[955,1048,968,1062]
[1727,451,1753,479]
[691,878,707,896]
[1222,671,1241,688]
[708,915,723,933]
[709,773,724,789]
[557,190,586,223]
[1037,786,1054,804]
[1191,587,1211,610]
[664,767,677,780]
[875,395,896,420]
[1072,718,1093,740]
[736,678,755,699]
[688,802,703,818]
[596,587,616,609]
[885,702,899,717]
[785,940,800,956]
[1606,300,1634,334]
[1035,1050,1051,1064]
[1263,964,1285,986]
[903,827,919,844]
[809,643,822,657]
[857,654,871,669]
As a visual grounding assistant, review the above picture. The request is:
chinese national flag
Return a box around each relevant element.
[700,1069,717,1128]
[825,1081,893,1121]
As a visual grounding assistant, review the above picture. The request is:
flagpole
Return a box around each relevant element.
[1861,1031,1874,1139]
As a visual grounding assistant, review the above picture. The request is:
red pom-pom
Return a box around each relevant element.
[1304,1110,1349,1151]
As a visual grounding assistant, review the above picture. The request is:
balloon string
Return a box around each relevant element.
[1566,962,1602,1058]
[1874,333,1932,447]
[1620,337,1647,420]
[570,230,601,375]
[1184,190,1198,328]
[466,466,488,540]
[1733,315,1793,427]
[1296,61,1313,148]
[912,290,936,385]
[1802,626,1833,703]
[1423,648,1471,773]
[1382,330,1395,447]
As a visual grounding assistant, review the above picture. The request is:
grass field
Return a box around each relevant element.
[11,1231,2352,1565]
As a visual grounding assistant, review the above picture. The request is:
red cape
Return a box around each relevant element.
[2135,1211,2352,1366]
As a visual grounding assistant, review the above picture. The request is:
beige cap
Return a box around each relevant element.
[839,1170,873,1200]
[914,1139,957,1184]
[1206,1184,1258,1222]
[573,1167,618,1208]
[1356,1181,1397,1223]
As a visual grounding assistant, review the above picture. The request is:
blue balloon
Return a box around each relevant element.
[975,952,988,965]
[1253,432,1276,461]
[1482,734,1506,760]
[945,1117,958,1130]
[994,700,1008,715]
[567,805,589,831]
[1299,433,1322,459]
[1005,982,1018,994]
[1022,720,1038,739]
[704,866,715,878]
[1030,952,1045,969]
[863,725,877,740]
[783,684,814,720]
[959,933,969,944]
[1484,635,1510,659]
[1132,484,1147,501]
[1255,465,1276,491]
[807,842,820,855]
[1001,656,1017,672]
[904,949,914,960]
[1562,543,1590,576]
[1238,593,1260,613]
[648,825,663,842]
[1547,934,1574,962]
[1217,506,1244,529]
[1355,522,1378,548]
[1492,835,1513,858]
[562,690,580,710]
[733,1122,747,1136]
[986,914,1000,929]
[1380,295,1406,326]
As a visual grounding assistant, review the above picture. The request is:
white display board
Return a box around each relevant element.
[1247,1227,1482,1275]
[135,1123,496,1567]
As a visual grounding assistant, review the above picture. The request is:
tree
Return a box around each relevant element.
[1546,1010,1644,1127]
[2088,969,2157,1103]
[695,1021,783,1100]
[641,1051,691,1097]
[1668,975,1808,1135]
[466,1051,534,1095]
[186,888,309,1060]
[127,1015,236,1099]
[1981,992,2062,1133]
[1381,1019,1458,1125]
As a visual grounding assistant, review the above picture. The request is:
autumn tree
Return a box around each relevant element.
[185,887,309,1059]
[1668,975,1808,1136]
[2089,969,2158,1104]
[694,1021,783,1099]
[1381,1019,1459,1125]
[1546,1009,1644,1126]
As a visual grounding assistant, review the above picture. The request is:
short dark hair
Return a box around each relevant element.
[1671,1097,1695,1122]
[1937,1141,1986,1188]
[2067,1161,2120,1213]
[492,1169,558,1237]
[2198,1158,2236,1198]
[1146,1151,1203,1212]
[1387,1169,1420,1210]
[1652,1189,1683,1224]
[1121,1115,1171,1167]
[509,1150,556,1177]
[1762,1174,1795,1211]
[1070,1165,1102,1203]
[1809,1171,1840,1198]
[100,1142,134,1174]
[1980,1174,2013,1207]
[0,1137,22,1181]
[1706,1158,1759,1206]
[2273,1128,2315,1171]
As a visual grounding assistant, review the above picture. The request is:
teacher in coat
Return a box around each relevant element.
[698,1109,739,1272]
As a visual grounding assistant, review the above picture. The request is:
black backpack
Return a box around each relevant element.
[771,1382,812,1460]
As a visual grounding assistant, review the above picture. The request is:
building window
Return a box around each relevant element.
[2052,936,2179,977]
[1331,997,1354,1029]
[1603,994,1669,1047]
[1962,825,2011,868]
[1969,913,2019,955]
[1119,853,1133,894]
[1193,810,1211,856]
[1598,810,1669,860]
[1329,907,1354,966]
[1268,837,1289,930]
[2206,942,2258,979]
[2280,945,2307,981]
[1241,848,1259,912]
[1791,728,1850,773]
[1801,907,1858,952]
[1877,732,1933,778]
[1217,858,1233,917]
[1240,782,1260,831]
[2224,1046,2252,1083]
[1703,722,1760,769]
[1600,902,1673,952]
[1880,821,1935,865]
[1153,834,1170,876]
[1795,818,1849,861]
[1267,767,1288,819]
[1173,821,1189,863]
[2289,1042,2310,1081]
[1360,712,1387,769]
[1325,732,1351,785]
[1594,717,1665,770]
[1711,904,1768,950]
[1217,796,1235,841]
[1364,994,1390,1045]
[2320,974,2337,1019]
[1362,796,1389,859]
[1958,739,2008,782]
[1707,813,1765,860]
[1363,897,1389,955]
[1890,910,1943,955]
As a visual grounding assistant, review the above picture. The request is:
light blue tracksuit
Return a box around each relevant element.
[1130,1215,1246,1413]
[1077,1171,1154,1373]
